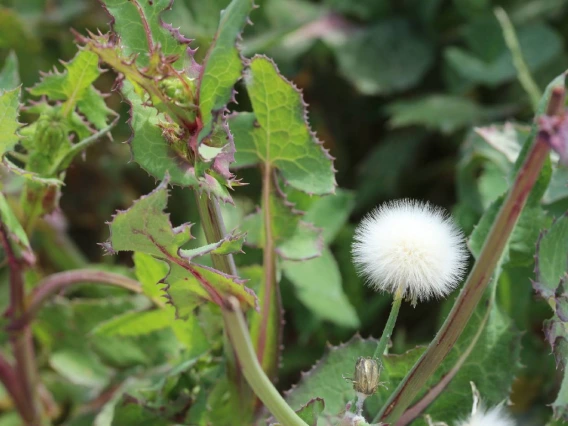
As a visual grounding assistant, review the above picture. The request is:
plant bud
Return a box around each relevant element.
[352,357,379,396]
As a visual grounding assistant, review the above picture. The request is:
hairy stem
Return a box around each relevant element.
[224,297,307,426]
[377,87,565,424]
[0,224,46,425]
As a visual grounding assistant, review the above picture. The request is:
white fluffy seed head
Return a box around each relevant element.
[455,405,516,426]
[352,199,468,303]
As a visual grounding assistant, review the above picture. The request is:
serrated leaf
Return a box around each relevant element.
[0,87,20,155]
[29,50,106,121]
[411,296,521,425]
[122,80,231,201]
[273,398,324,426]
[534,214,568,420]
[101,0,188,69]
[105,178,256,316]
[282,248,359,328]
[0,51,20,90]
[197,0,254,143]
[0,192,33,262]
[232,57,335,195]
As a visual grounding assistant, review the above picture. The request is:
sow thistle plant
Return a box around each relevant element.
[0,1,567,426]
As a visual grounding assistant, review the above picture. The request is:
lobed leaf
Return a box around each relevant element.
[0,87,20,155]
[101,0,189,69]
[29,50,112,128]
[104,177,257,316]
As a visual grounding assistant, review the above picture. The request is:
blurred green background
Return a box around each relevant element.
[1,0,567,423]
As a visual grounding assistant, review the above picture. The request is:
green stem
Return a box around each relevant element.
[495,7,541,110]
[373,292,403,360]
[377,87,565,425]
[195,193,253,418]
[223,297,308,426]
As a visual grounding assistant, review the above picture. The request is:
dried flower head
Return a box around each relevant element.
[352,199,468,302]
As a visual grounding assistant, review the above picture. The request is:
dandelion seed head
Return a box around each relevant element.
[456,405,516,426]
[352,199,468,302]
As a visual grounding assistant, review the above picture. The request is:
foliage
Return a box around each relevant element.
[0,0,567,425]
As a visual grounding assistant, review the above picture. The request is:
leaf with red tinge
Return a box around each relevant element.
[104,177,257,317]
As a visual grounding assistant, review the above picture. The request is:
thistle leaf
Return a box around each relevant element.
[197,0,254,143]
[101,0,189,69]
[122,80,231,201]
[534,213,568,420]
[104,178,257,317]
[0,87,20,155]
[232,57,335,195]
[29,50,112,127]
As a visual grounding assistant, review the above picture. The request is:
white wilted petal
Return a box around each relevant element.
[352,199,468,302]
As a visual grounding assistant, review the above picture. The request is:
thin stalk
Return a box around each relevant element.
[373,291,403,360]
[495,7,542,110]
[10,269,145,331]
[254,164,281,379]
[0,354,29,419]
[377,87,565,425]
[0,224,46,426]
[223,297,308,426]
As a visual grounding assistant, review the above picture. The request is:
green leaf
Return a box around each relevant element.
[273,398,325,426]
[285,336,377,419]
[329,19,434,95]
[301,189,355,244]
[133,252,169,302]
[50,348,112,388]
[282,248,359,328]
[104,178,257,316]
[29,50,107,122]
[197,0,254,143]
[241,193,323,261]
[0,51,20,90]
[445,22,562,86]
[232,57,335,195]
[387,95,483,134]
[0,87,20,155]
[122,80,231,201]
[91,309,173,337]
[101,0,188,69]
[414,299,521,424]
[0,192,33,261]
[534,214,568,420]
